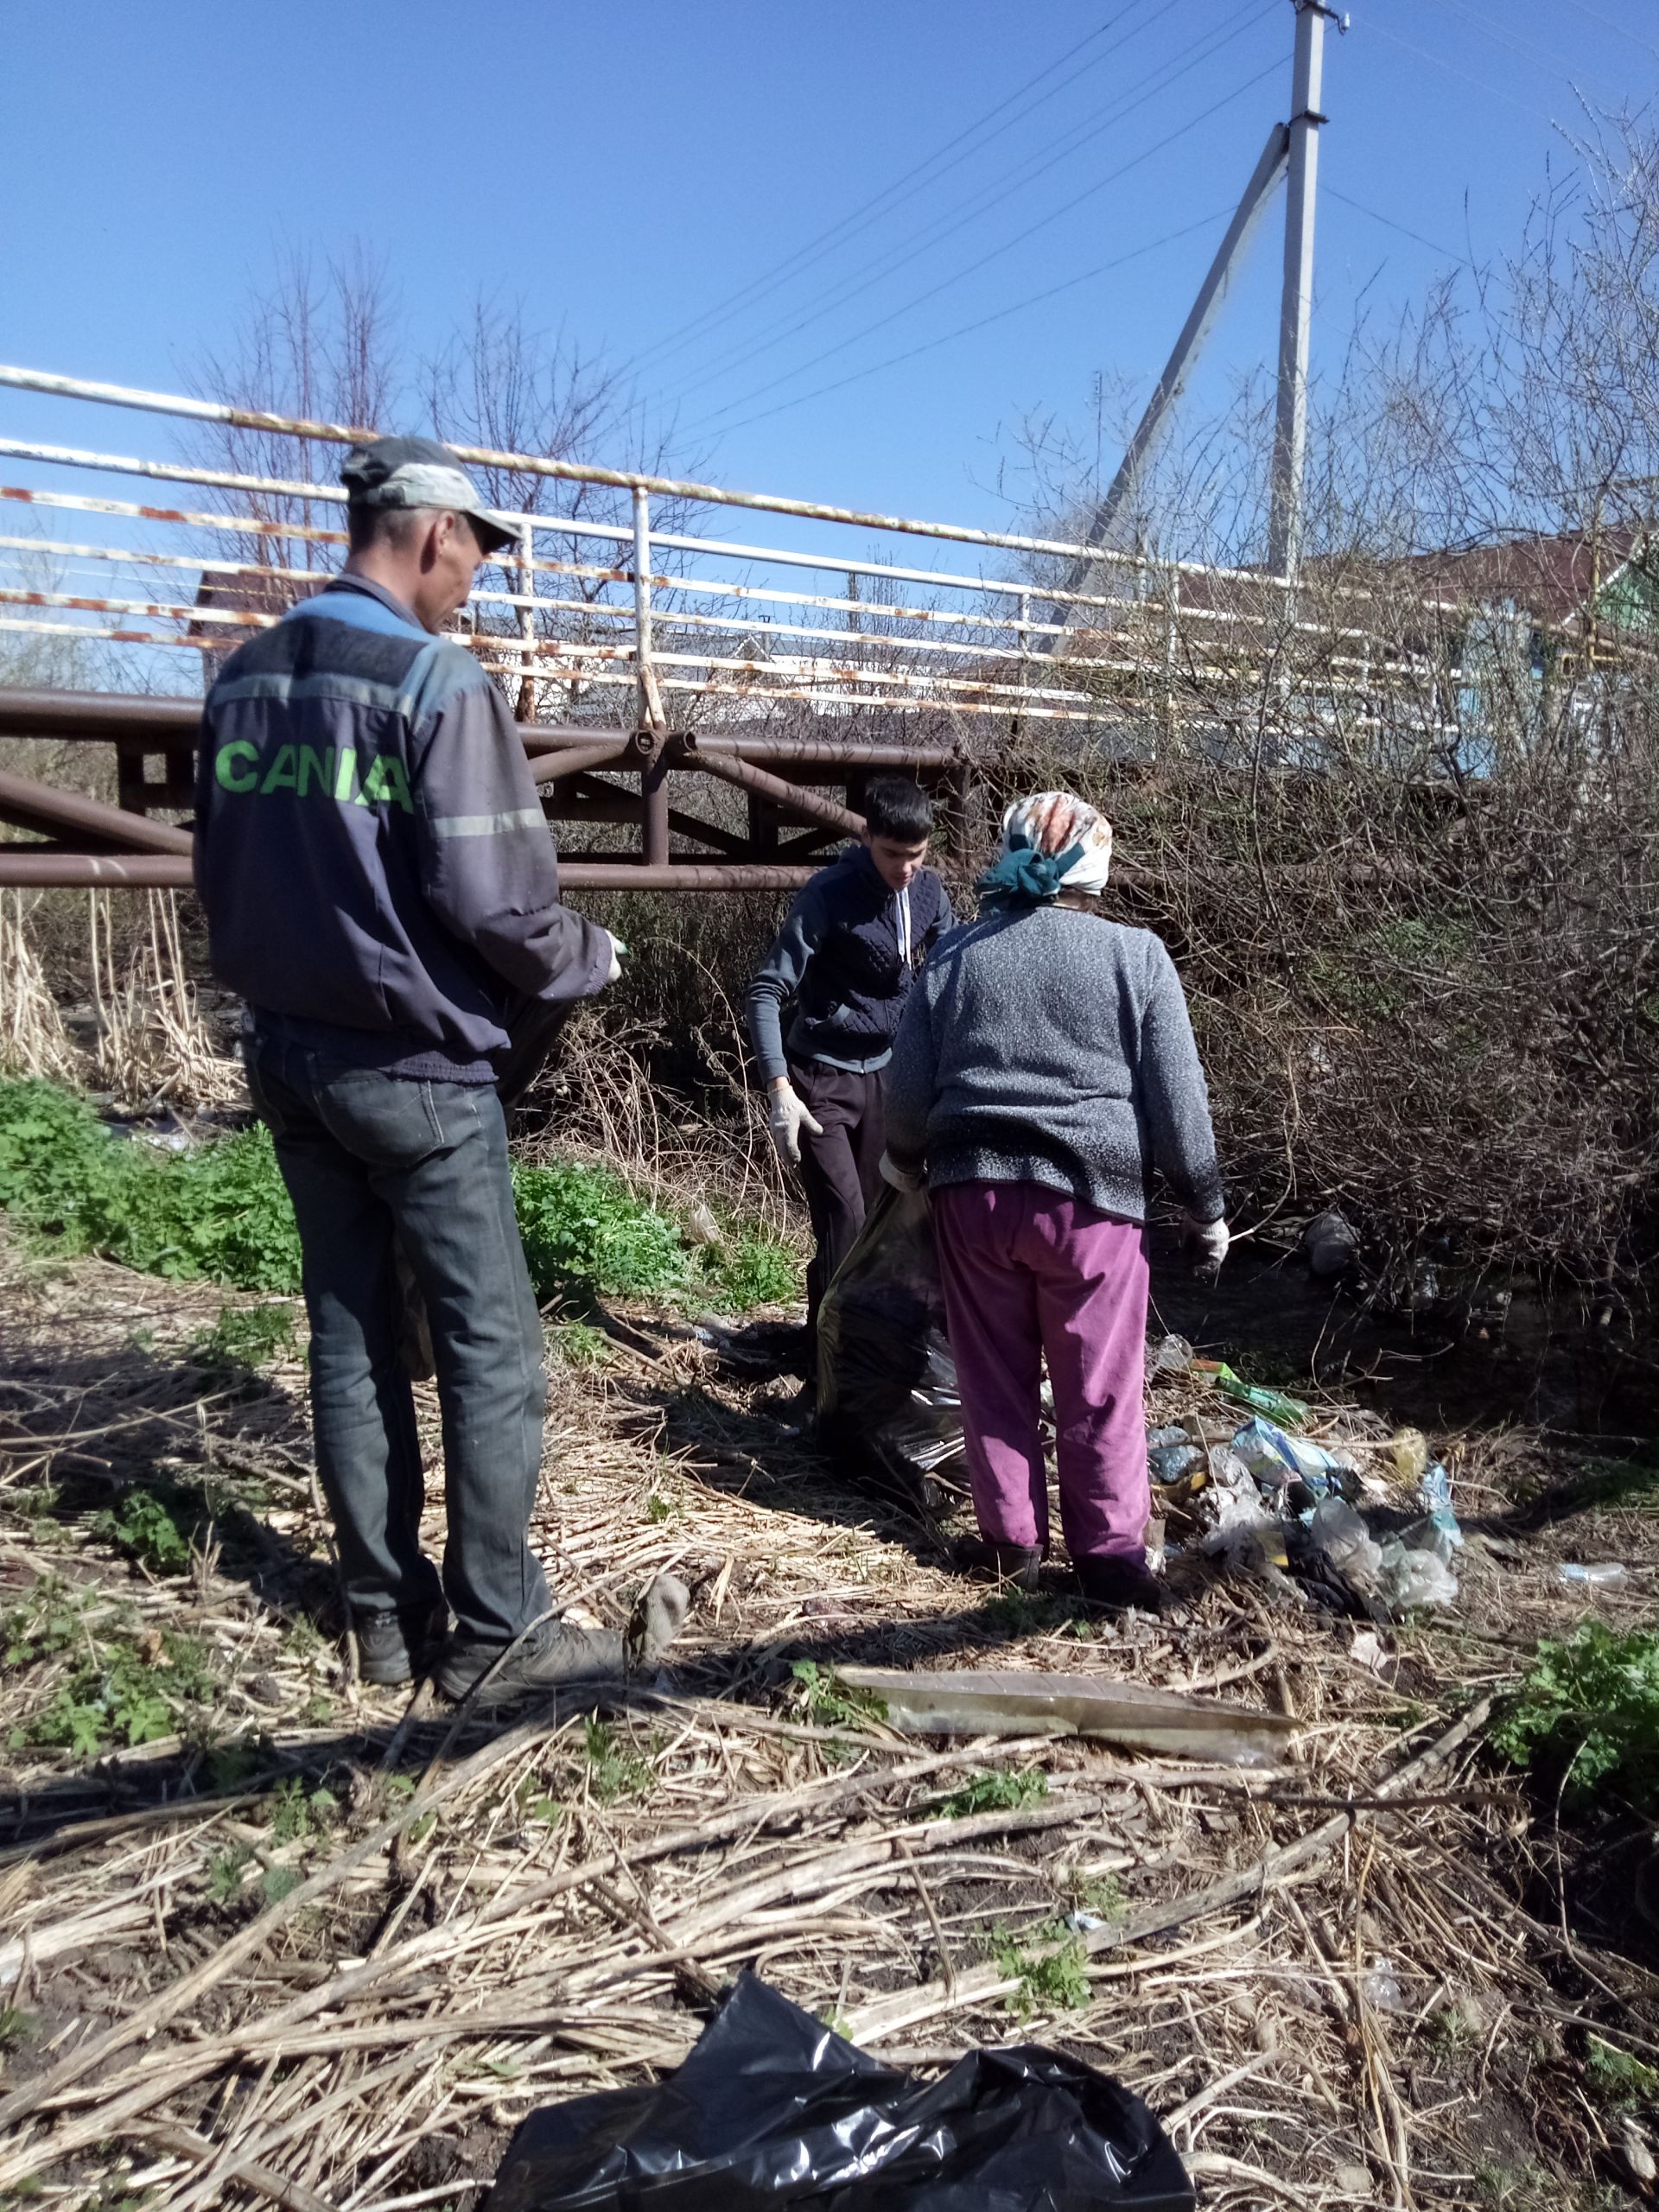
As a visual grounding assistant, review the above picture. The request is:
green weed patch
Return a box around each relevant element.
[936,1768,1048,1820]
[1494,1624,1659,1808]
[0,1079,300,1289]
[0,1080,797,1315]
[994,1922,1092,2019]
[515,1157,798,1313]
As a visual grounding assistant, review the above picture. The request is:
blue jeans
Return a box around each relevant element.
[245,1035,551,1645]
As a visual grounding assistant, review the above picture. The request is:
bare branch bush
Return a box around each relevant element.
[977,115,1659,1306]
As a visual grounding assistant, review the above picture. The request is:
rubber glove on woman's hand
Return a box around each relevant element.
[879,1152,925,1193]
[603,931,627,986]
[1184,1214,1230,1274]
[767,1079,823,1166]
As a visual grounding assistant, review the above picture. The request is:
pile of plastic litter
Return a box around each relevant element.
[1146,1338,1462,1618]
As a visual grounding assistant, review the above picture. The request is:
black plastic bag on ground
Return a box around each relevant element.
[816,1185,964,1510]
[487,1971,1193,2211]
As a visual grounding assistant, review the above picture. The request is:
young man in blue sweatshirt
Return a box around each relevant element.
[745,779,953,1370]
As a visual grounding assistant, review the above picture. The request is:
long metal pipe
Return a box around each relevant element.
[677,741,866,839]
[0,362,1143,569]
[0,771,194,855]
[0,851,818,893]
[0,690,960,770]
[0,688,201,739]
[526,741,638,787]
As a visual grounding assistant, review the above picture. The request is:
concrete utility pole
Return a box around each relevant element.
[1267,0,1338,581]
[1054,123,1290,590]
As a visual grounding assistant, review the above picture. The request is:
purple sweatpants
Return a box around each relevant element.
[932,1180,1151,1566]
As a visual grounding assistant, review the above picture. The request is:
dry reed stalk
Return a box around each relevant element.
[1,1233,1656,2210]
[86,889,241,1109]
[0,891,79,1082]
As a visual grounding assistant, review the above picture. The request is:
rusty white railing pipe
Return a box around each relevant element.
[0,361,1151,572]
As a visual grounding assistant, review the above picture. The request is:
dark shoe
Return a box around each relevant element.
[354,1599,447,1687]
[1076,1554,1166,1614]
[438,1619,627,1702]
[954,1533,1044,1592]
[438,1573,691,1703]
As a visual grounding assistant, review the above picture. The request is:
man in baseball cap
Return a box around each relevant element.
[194,428,687,1707]
[339,435,518,557]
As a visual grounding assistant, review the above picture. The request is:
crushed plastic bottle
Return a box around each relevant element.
[1557,1562,1628,1589]
[1362,1959,1405,2013]
[684,1201,723,1248]
[1150,1333,1195,1376]
[1390,1427,1429,1487]
[1198,1446,1268,1530]
[1233,1416,1351,1494]
[1148,1441,1205,1485]
[1306,1496,1386,1591]
[1405,1462,1463,1562]
[1377,1535,1458,1610]
[1147,1424,1192,1452]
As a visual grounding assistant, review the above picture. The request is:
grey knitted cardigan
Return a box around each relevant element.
[883,904,1224,1225]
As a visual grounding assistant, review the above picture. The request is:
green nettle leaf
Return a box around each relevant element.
[0,1077,797,1315]
[1495,1625,1659,1809]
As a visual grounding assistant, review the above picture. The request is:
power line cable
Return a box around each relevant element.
[663,3,1278,403]
[1554,0,1659,65]
[623,9,1147,373]
[679,54,1282,439]
[696,207,1236,442]
[1368,16,1563,126]
[1432,0,1631,105]
[1327,186,1471,265]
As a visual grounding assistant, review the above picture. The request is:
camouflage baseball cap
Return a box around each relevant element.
[340,435,516,555]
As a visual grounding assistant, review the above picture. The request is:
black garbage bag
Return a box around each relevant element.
[816,1186,964,1511]
[488,1972,1192,2211]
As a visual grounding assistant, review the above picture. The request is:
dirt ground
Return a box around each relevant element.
[2,1224,1658,2212]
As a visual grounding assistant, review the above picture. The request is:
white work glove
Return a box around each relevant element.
[767,1080,822,1166]
[880,1152,925,1193]
[1185,1214,1230,1272]
[603,931,627,987]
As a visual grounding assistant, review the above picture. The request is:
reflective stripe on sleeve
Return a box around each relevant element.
[428,806,548,839]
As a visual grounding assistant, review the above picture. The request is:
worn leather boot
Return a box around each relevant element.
[1075,1554,1166,1615]
[354,1599,448,1687]
[953,1533,1043,1592]
[438,1572,691,1703]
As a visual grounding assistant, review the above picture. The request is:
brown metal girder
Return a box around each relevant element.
[0,852,822,892]
[0,852,194,886]
[664,808,756,860]
[526,738,642,786]
[0,769,194,855]
[671,737,866,838]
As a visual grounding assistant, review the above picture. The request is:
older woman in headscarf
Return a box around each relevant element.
[881,792,1227,1613]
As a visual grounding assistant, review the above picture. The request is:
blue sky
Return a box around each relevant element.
[2,1,1654,534]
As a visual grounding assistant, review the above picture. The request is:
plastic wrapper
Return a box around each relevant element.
[817,1187,963,1506]
[487,1970,1194,2211]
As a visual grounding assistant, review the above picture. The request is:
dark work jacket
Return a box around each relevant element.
[194,575,610,1080]
[745,845,952,1081]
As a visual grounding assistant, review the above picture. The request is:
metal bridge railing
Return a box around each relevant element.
[0,361,1488,891]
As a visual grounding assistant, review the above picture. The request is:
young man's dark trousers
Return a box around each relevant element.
[791,1059,887,1366]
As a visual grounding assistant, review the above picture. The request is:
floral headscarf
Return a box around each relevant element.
[976,790,1113,909]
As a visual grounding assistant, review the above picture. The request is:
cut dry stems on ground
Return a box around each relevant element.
[2,1226,1658,2212]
